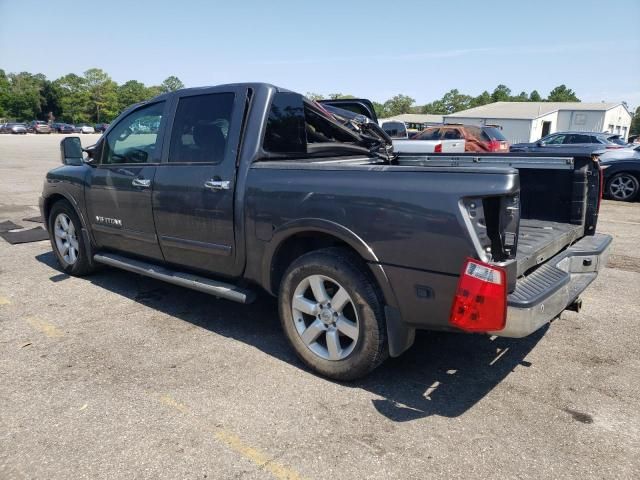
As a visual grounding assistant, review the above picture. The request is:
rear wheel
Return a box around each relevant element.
[48,200,95,276]
[279,248,388,381]
[607,172,639,201]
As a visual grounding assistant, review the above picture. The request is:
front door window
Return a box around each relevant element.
[102,102,165,165]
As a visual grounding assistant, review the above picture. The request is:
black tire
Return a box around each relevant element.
[607,172,639,202]
[279,247,388,381]
[48,200,95,276]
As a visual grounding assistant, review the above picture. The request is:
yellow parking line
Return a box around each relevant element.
[214,430,305,480]
[25,317,64,338]
[159,394,190,414]
[158,394,306,480]
[0,296,10,305]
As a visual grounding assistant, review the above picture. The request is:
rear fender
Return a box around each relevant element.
[264,219,415,357]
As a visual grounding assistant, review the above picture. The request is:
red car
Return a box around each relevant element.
[413,124,510,152]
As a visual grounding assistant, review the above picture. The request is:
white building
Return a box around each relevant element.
[379,113,444,129]
[443,102,632,144]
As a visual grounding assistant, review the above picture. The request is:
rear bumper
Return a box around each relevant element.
[491,233,612,338]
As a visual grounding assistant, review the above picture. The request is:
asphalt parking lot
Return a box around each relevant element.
[0,134,639,479]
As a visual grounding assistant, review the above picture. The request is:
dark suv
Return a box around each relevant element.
[413,124,510,152]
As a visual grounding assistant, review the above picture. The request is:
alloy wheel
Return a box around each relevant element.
[291,274,360,361]
[609,174,638,201]
[53,213,79,265]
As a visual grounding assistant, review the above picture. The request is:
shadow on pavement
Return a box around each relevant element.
[37,251,546,422]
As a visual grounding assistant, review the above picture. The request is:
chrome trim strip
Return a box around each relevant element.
[159,235,232,256]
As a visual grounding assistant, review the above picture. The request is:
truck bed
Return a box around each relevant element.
[394,152,601,281]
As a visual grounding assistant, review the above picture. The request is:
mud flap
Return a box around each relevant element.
[385,305,415,357]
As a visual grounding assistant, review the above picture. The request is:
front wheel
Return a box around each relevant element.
[607,172,639,201]
[279,248,388,381]
[48,200,95,276]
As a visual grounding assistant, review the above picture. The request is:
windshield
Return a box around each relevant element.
[381,121,407,139]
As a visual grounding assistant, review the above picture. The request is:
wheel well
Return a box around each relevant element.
[270,232,365,295]
[43,194,69,224]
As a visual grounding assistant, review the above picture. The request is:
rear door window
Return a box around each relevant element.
[415,128,441,140]
[263,92,361,155]
[545,134,565,145]
[482,127,507,141]
[442,128,463,140]
[464,126,486,141]
[263,92,307,154]
[168,93,235,163]
[564,134,591,144]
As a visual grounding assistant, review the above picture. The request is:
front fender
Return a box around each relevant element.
[41,166,91,237]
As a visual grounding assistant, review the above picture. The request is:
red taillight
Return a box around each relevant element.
[449,258,507,332]
[434,143,442,153]
[605,145,622,149]
[487,140,498,151]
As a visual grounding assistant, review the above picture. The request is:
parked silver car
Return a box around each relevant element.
[511,131,627,154]
[1,123,28,134]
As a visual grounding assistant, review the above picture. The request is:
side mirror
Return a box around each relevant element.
[536,140,545,147]
[60,137,84,165]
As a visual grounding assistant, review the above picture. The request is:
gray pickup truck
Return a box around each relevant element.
[41,83,611,380]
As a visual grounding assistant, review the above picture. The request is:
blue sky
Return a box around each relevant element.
[1,0,639,107]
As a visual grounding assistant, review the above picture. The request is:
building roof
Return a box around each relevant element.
[444,102,625,120]
[379,113,444,124]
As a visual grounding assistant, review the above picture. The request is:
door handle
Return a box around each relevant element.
[204,179,231,191]
[132,178,151,188]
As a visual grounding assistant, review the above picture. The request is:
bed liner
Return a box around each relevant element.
[516,219,584,277]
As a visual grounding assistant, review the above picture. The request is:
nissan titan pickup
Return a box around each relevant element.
[40,83,611,380]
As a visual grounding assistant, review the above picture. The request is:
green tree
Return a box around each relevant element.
[372,101,387,119]
[441,89,473,113]
[421,99,447,115]
[491,84,512,102]
[0,69,10,118]
[160,76,184,93]
[6,72,44,120]
[55,73,90,123]
[512,91,529,102]
[469,91,492,108]
[305,92,325,101]
[383,94,415,116]
[146,85,164,98]
[327,93,355,100]
[41,80,63,121]
[547,85,580,102]
[529,90,542,102]
[630,106,640,136]
[84,68,119,122]
[118,80,149,111]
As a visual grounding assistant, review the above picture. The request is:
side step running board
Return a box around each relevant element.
[93,252,255,304]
